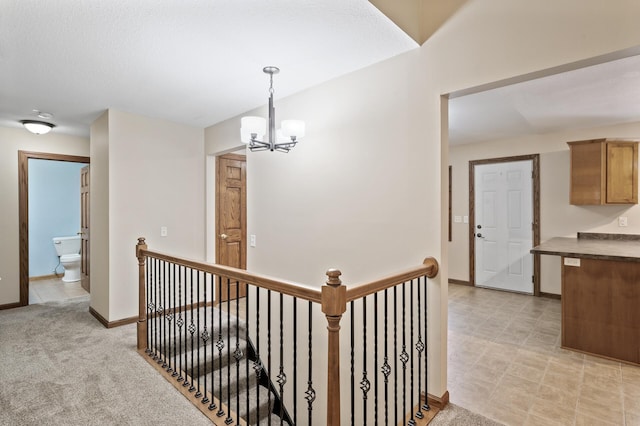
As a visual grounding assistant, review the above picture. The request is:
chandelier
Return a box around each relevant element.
[240,67,305,153]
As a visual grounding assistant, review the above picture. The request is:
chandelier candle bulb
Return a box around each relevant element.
[281,120,305,138]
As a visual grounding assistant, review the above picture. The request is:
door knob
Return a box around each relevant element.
[220,233,228,240]
[477,225,482,229]
[477,233,483,238]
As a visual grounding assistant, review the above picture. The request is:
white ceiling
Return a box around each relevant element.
[449,54,640,145]
[2,1,639,144]
[0,0,417,137]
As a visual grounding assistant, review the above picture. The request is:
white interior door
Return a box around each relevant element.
[474,160,533,294]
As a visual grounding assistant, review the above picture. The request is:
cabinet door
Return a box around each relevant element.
[569,141,605,205]
[606,142,638,204]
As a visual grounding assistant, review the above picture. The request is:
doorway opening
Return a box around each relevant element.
[18,151,90,306]
[469,154,540,295]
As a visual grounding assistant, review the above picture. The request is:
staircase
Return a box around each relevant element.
[150,305,291,425]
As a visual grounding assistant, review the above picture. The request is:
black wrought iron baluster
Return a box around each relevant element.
[195,270,203,398]
[150,258,157,360]
[145,258,151,354]
[161,260,167,368]
[187,268,196,391]
[201,272,210,404]
[361,296,370,426]
[409,279,416,426]
[350,300,355,426]
[216,275,225,417]
[305,301,315,426]
[245,285,250,424]
[208,273,217,411]
[373,292,379,426]
[382,288,390,425]
[177,265,184,382]
[172,263,178,377]
[401,281,408,425]
[235,281,243,425]
[393,285,398,426]
[267,289,272,422]
[165,261,173,374]
[225,278,232,425]
[253,286,261,422]
[155,259,161,363]
[278,292,287,426]
[422,275,430,413]
[293,296,298,425]
[415,276,425,419]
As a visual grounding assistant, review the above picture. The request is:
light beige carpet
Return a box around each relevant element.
[1,296,502,425]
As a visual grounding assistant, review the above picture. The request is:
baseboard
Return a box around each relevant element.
[448,278,471,286]
[539,292,561,300]
[89,307,137,329]
[0,301,23,311]
[29,274,60,281]
[90,300,214,329]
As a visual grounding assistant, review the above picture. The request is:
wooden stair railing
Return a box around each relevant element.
[136,237,439,425]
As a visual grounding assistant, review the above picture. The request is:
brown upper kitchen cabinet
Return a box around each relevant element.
[568,139,638,205]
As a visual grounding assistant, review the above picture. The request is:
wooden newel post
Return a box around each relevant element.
[136,237,148,351]
[322,268,346,426]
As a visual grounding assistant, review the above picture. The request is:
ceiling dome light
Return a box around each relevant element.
[20,120,55,135]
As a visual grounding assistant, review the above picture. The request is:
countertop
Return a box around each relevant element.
[530,233,640,262]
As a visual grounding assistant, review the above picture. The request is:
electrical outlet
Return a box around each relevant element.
[454,216,462,223]
[250,234,256,247]
[160,226,168,237]
[618,216,628,227]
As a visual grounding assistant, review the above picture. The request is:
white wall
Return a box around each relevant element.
[205,0,640,408]
[0,126,88,306]
[90,109,205,321]
[449,120,640,294]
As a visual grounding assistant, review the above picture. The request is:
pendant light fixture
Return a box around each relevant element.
[240,67,305,153]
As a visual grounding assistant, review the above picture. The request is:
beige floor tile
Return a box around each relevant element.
[524,413,573,426]
[528,398,576,425]
[576,394,625,425]
[447,283,640,426]
[575,412,620,426]
[626,411,640,425]
[482,400,528,426]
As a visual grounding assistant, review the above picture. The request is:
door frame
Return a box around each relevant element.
[18,151,90,306]
[469,154,541,295]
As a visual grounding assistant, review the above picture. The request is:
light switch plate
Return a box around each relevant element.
[463,216,469,223]
[564,258,580,267]
[250,234,256,247]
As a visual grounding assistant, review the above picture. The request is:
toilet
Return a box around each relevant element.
[52,236,82,283]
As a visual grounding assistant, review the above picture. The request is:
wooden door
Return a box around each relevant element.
[80,165,90,292]
[216,154,247,301]
[474,160,533,294]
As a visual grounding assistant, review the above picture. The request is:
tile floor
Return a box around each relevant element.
[448,283,640,426]
[29,277,88,304]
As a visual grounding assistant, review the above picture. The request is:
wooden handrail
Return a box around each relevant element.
[345,257,439,302]
[139,244,322,304]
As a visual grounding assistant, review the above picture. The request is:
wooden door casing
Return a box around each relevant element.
[80,165,90,292]
[216,154,247,301]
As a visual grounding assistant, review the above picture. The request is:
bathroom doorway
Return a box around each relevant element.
[18,151,90,306]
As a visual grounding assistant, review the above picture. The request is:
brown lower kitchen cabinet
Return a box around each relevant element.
[562,256,640,365]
